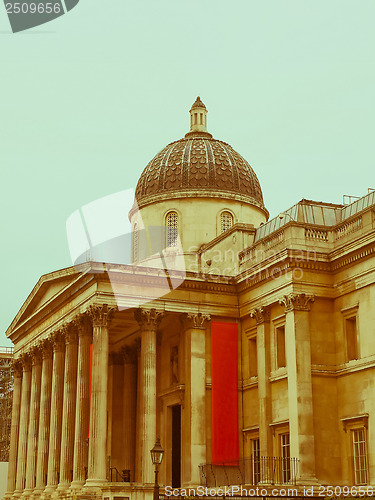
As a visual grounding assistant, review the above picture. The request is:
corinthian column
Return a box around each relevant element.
[24,347,42,495]
[35,340,53,493]
[181,313,210,486]
[86,304,115,487]
[279,293,317,484]
[44,332,65,494]
[135,308,164,484]
[71,315,92,489]
[14,355,32,496]
[58,324,78,490]
[5,361,22,498]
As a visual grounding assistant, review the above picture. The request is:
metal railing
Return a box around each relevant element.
[109,467,131,482]
[199,456,298,487]
[0,347,14,354]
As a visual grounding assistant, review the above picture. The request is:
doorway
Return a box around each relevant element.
[171,405,181,488]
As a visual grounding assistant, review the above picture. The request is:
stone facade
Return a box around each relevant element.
[3,99,375,500]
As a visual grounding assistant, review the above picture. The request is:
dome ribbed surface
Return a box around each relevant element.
[135,136,264,206]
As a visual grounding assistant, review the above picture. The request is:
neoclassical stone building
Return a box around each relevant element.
[4,97,375,500]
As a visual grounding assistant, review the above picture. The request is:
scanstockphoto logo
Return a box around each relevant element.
[4,0,79,32]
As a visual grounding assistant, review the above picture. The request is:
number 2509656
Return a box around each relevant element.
[5,3,61,14]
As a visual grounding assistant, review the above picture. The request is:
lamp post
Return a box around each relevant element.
[278,212,295,222]
[150,437,164,500]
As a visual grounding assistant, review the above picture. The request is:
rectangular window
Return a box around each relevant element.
[276,325,286,368]
[352,428,368,485]
[251,438,260,484]
[248,336,257,377]
[280,433,290,483]
[346,317,358,361]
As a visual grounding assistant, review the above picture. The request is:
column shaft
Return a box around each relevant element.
[15,356,32,494]
[72,317,91,488]
[139,327,157,483]
[182,313,210,486]
[35,341,53,492]
[58,328,78,489]
[135,308,163,484]
[86,305,113,486]
[45,333,65,493]
[5,362,22,497]
[251,308,272,458]
[280,293,317,484]
[24,350,42,494]
[122,348,137,480]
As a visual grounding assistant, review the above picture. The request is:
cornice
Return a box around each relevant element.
[129,188,269,219]
[178,276,236,294]
[311,356,375,377]
[330,240,375,272]
[236,239,375,291]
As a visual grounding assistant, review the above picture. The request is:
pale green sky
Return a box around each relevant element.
[1,0,374,345]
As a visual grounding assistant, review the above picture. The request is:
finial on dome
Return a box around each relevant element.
[191,96,207,110]
[185,96,212,138]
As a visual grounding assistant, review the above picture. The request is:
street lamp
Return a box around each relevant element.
[150,437,164,500]
[278,212,295,221]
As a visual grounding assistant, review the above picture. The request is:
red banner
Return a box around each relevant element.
[211,321,239,463]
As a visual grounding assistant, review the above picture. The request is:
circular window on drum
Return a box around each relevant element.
[220,211,234,234]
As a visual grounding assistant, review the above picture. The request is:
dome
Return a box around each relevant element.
[134,97,266,214]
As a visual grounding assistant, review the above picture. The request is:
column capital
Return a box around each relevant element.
[121,345,137,364]
[10,359,23,378]
[40,339,53,359]
[64,323,78,345]
[50,331,66,352]
[180,312,210,330]
[134,308,164,330]
[250,306,271,325]
[29,346,43,366]
[20,353,32,372]
[279,293,315,312]
[73,313,92,338]
[88,304,116,327]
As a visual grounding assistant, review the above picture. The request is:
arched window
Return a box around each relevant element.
[220,211,234,234]
[166,211,179,247]
[133,223,139,262]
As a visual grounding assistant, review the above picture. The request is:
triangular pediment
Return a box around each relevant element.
[6,263,95,338]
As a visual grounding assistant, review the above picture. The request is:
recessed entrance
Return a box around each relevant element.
[171,405,181,488]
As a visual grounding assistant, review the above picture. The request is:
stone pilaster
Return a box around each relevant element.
[44,331,65,494]
[181,312,210,486]
[86,304,115,487]
[279,293,317,484]
[121,346,137,481]
[250,307,272,459]
[14,354,32,496]
[35,340,53,493]
[135,308,164,484]
[58,325,78,490]
[24,347,43,495]
[71,315,92,489]
[5,361,22,497]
